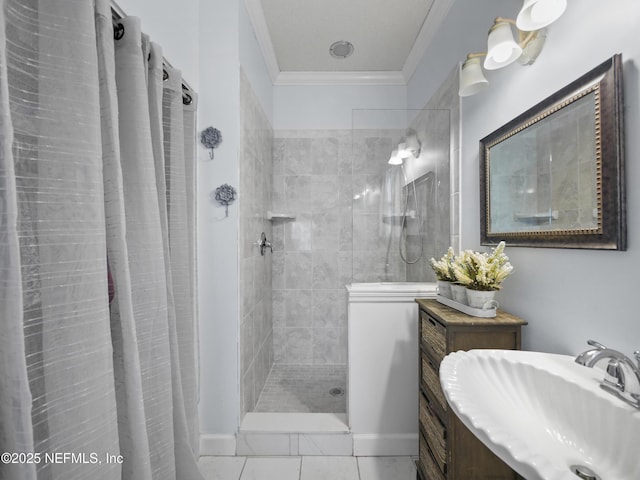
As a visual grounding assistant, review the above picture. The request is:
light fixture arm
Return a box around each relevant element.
[494,16,516,27]
[465,52,486,61]
[493,17,539,51]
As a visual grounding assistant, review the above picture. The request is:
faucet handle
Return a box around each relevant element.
[604,359,626,391]
[587,339,607,350]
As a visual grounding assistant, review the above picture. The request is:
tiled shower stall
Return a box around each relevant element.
[239,67,460,420]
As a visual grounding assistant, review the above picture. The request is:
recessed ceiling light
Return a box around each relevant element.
[329,41,354,59]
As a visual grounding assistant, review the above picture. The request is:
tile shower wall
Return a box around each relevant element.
[351,129,407,282]
[406,66,461,280]
[271,130,353,365]
[350,116,457,283]
[240,70,274,418]
[270,128,431,365]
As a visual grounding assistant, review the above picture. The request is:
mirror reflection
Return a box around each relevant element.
[488,90,598,233]
[480,54,625,250]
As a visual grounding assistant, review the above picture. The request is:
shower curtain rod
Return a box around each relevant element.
[111,7,194,106]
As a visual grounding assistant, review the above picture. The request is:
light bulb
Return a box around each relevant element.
[484,20,523,70]
[491,45,513,64]
[516,0,567,31]
[530,1,563,24]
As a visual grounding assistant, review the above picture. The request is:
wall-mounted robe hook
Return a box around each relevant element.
[212,183,236,217]
[200,126,221,159]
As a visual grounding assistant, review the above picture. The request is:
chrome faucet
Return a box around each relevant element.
[575,340,640,410]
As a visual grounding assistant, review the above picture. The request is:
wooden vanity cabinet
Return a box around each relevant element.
[415,299,527,480]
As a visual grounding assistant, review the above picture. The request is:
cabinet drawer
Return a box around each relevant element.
[419,431,446,480]
[421,311,446,362]
[419,394,447,473]
[421,352,447,413]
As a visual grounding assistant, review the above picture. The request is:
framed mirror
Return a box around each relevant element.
[480,54,626,250]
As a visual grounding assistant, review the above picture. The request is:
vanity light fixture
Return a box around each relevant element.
[484,18,524,70]
[459,56,489,97]
[516,0,567,31]
[458,0,566,97]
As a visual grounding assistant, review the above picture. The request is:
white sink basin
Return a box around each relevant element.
[439,349,640,480]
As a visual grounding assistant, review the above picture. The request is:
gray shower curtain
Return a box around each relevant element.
[0,0,201,479]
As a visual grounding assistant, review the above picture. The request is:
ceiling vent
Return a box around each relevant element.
[329,41,354,59]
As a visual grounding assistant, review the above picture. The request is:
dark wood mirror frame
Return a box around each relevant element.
[479,54,626,250]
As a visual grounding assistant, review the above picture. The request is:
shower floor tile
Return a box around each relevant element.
[255,364,347,413]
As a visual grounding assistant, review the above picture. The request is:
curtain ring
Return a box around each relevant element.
[163,69,169,81]
[113,23,124,41]
[182,93,193,106]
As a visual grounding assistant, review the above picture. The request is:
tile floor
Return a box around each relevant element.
[199,455,417,480]
[255,364,347,413]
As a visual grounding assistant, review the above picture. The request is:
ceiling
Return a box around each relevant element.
[244,0,456,85]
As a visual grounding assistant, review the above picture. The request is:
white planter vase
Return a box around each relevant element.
[466,288,497,310]
[437,280,453,299]
[450,284,468,305]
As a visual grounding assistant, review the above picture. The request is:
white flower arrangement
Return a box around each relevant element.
[429,247,456,282]
[451,241,514,291]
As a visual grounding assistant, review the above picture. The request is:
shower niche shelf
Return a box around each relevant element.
[267,211,296,221]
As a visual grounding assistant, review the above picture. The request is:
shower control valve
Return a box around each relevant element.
[258,232,272,256]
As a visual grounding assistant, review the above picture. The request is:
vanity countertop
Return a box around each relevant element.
[416,298,528,326]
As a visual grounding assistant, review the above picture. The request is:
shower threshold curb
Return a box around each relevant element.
[240,412,349,433]
[237,413,353,456]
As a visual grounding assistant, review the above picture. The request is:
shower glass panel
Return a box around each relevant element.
[351,109,451,283]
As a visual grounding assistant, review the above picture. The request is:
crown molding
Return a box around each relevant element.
[273,70,408,86]
[244,0,281,82]
[244,0,454,86]
[402,0,456,82]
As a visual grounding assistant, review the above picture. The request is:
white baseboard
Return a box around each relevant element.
[352,433,418,456]
[200,434,237,456]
